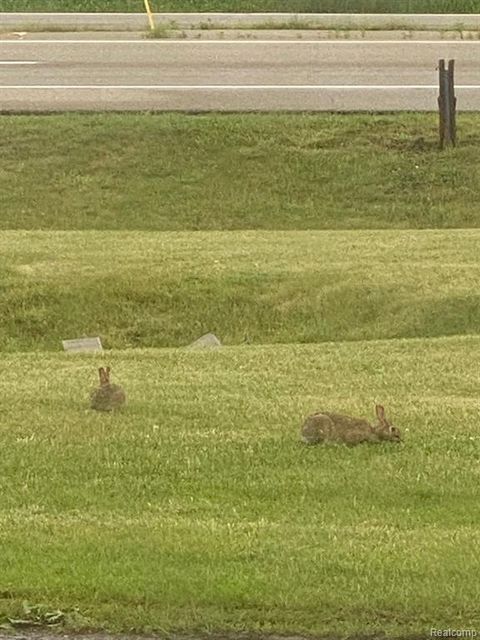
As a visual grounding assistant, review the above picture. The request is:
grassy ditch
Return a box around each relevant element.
[1,229,480,352]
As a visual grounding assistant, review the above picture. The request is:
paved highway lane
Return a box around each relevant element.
[1,38,480,111]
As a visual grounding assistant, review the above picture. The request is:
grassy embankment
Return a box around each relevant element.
[1,113,480,232]
[1,113,480,636]
[1,0,480,14]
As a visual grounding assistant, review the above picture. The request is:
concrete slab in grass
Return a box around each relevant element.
[187,333,222,349]
[62,336,103,353]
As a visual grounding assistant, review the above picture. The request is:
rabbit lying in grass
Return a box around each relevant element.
[301,404,401,446]
[90,366,126,411]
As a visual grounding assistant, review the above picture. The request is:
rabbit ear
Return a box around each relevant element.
[98,367,108,384]
[105,366,111,382]
[375,404,387,424]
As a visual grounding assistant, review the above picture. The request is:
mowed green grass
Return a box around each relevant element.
[2,229,480,352]
[1,114,480,231]
[1,337,480,635]
[1,0,480,13]
[2,109,480,636]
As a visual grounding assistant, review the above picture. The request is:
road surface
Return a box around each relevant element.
[1,36,480,111]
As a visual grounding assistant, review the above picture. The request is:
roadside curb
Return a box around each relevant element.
[1,12,480,31]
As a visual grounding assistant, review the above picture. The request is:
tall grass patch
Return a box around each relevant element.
[1,229,480,352]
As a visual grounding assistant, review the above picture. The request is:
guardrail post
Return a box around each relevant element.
[438,58,457,149]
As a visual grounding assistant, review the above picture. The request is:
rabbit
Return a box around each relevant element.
[90,366,126,411]
[301,404,401,446]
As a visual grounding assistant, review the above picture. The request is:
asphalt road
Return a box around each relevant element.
[1,37,480,112]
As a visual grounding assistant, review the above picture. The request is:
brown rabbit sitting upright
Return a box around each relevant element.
[301,404,401,446]
[90,366,126,411]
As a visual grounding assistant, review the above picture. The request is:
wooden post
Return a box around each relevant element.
[438,58,456,149]
[447,59,457,145]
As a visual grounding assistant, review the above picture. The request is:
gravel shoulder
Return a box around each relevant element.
[1,28,479,39]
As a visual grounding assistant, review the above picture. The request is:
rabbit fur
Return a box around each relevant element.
[301,404,401,446]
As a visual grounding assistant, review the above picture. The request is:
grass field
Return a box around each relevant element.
[1,337,480,635]
[1,109,480,637]
[2,113,480,231]
[1,0,480,13]
[2,230,480,353]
